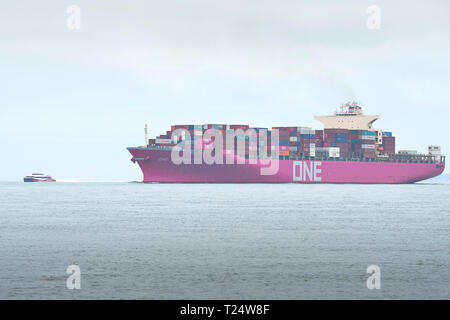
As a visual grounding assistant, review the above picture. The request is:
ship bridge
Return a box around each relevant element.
[314,102,379,130]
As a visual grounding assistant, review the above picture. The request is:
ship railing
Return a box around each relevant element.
[287,152,443,164]
[138,146,445,164]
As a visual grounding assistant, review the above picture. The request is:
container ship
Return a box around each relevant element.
[127,103,445,183]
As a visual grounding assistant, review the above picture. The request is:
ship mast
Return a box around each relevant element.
[144,124,148,147]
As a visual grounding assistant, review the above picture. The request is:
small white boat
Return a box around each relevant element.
[23,173,56,182]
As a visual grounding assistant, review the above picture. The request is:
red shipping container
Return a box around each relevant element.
[230,125,249,130]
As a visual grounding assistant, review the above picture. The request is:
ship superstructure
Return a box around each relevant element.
[314,102,379,130]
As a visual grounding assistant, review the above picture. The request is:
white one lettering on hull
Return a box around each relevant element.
[292,161,322,182]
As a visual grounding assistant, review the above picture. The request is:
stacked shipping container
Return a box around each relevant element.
[273,127,317,157]
[381,135,396,155]
[149,124,396,160]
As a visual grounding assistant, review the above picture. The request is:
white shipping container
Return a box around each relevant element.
[329,147,340,157]
[289,137,298,142]
[399,150,417,155]
[309,143,316,150]
[362,135,376,140]
[156,138,172,144]
[299,127,312,134]
[315,148,338,157]
[362,144,375,149]
[290,146,298,151]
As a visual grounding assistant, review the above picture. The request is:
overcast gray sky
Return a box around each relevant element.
[0,0,449,181]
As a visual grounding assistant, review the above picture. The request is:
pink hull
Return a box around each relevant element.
[128,148,445,184]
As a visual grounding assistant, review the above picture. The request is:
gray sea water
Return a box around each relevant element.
[0,182,449,299]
